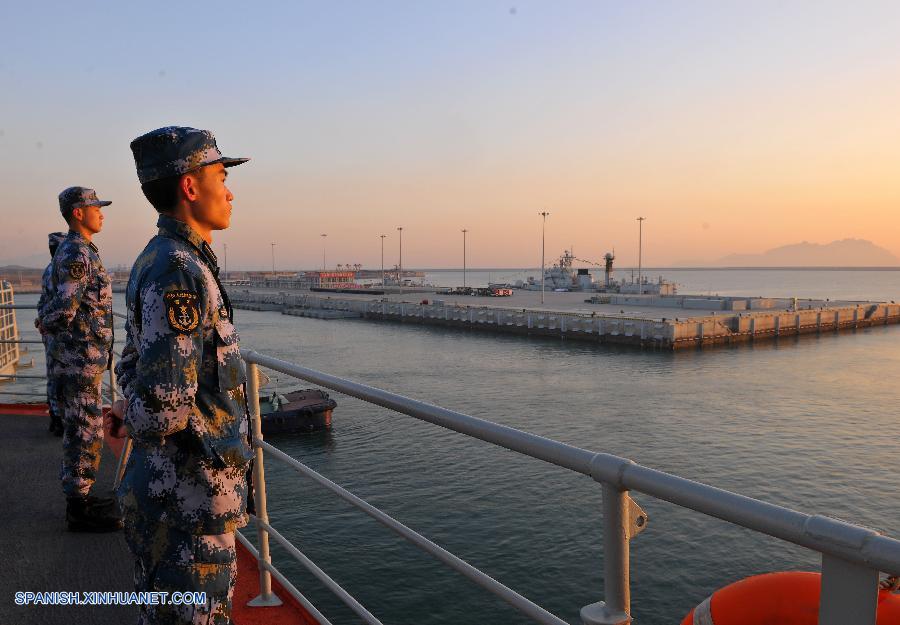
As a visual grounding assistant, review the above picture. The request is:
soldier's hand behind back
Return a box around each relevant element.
[106,401,128,439]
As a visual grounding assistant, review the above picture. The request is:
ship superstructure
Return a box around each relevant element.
[520,249,676,295]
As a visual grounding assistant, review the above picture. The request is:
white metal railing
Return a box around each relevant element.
[240,349,900,625]
[0,283,20,374]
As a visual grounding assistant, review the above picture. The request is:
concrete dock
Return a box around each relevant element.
[230,288,900,349]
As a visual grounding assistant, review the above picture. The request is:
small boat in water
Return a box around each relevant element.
[259,389,337,435]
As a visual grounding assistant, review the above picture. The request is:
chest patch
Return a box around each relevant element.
[69,261,86,279]
[164,290,201,334]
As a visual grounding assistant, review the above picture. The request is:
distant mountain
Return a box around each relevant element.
[0,265,41,272]
[713,239,900,267]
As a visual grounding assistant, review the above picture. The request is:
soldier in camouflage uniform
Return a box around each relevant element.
[112,126,251,625]
[40,187,122,532]
[36,231,67,436]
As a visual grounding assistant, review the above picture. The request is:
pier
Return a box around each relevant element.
[229,288,900,350]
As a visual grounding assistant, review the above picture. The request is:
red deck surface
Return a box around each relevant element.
[0,402,49,415]
[233,539,321,625]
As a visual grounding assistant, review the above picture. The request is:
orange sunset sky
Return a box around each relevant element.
[2,2,900,270]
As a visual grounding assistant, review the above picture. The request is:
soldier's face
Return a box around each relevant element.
[191,164,233,232]
[72,205,104,234]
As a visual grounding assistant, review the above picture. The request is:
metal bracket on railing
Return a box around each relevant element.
[627,496,648,539]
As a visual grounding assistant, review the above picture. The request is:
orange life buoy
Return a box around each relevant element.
[680,571,900,625]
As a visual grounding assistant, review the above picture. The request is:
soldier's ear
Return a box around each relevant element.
[180,172,200,202]
[69,206,84,224]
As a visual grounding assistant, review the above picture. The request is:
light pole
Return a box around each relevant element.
[461,229,468,288]
[270,242,276,277]
[636,217,645,295]
[380,234,386,288]
[223,243,227,281]
[539,211,550,304]
[397,227,403,294]
[321,234,327,271]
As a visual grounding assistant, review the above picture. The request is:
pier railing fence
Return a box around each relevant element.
[0,283,21,376]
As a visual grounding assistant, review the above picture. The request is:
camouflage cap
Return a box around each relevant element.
[129,126,249,184]
[58,187,112,215]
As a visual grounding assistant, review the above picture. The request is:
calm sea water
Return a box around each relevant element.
[7,270,900,624]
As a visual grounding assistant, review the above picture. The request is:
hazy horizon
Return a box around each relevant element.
[3,2,900,271]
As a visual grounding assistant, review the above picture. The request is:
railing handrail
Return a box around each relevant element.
[240,348,900,624]
[242,350,900,577]
[255,436,569,625]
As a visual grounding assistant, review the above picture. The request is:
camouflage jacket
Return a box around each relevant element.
[115,215,251,535]
[36,232,67,350]
[39,231,113,369]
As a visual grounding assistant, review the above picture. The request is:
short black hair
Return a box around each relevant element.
[140,174,183,214]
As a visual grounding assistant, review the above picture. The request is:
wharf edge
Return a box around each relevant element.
[230,291,900,350]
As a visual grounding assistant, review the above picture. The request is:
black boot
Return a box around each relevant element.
[84,494,118,513]
[49,412,63,437]
[66,496,123,533]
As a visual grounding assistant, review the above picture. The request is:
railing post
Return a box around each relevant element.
[109,324,134,491]
[246,360,283,607]
[818,554,879,625]
[108,351,117,404]
[581,484,632,625]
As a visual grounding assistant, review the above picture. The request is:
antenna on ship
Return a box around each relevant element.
[604,250,615,288]
[539,211,550,305]
[636,216,646,295]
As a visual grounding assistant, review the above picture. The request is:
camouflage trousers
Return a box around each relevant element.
[42,345,60,420]
[53,369,104,497]
[124,514,237,625]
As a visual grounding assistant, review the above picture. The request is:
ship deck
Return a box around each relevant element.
[0,406,316,625]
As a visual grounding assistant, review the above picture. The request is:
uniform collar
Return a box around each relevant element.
[67,229,98,253]
[157,215,219,270]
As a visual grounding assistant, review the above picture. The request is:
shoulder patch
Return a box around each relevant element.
[164,290,201,333]
[69,261,86,279]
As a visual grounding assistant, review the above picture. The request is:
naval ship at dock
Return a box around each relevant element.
[520,249,677,295]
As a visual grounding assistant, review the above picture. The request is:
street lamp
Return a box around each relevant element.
[461,229,468,288]
[636,217,645,295]
[223,243,227,281]
[321,234,327,271]
[539,211,550,304]
[380,234,387,288]
[270,242,276,277]
[397,227,403,294]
